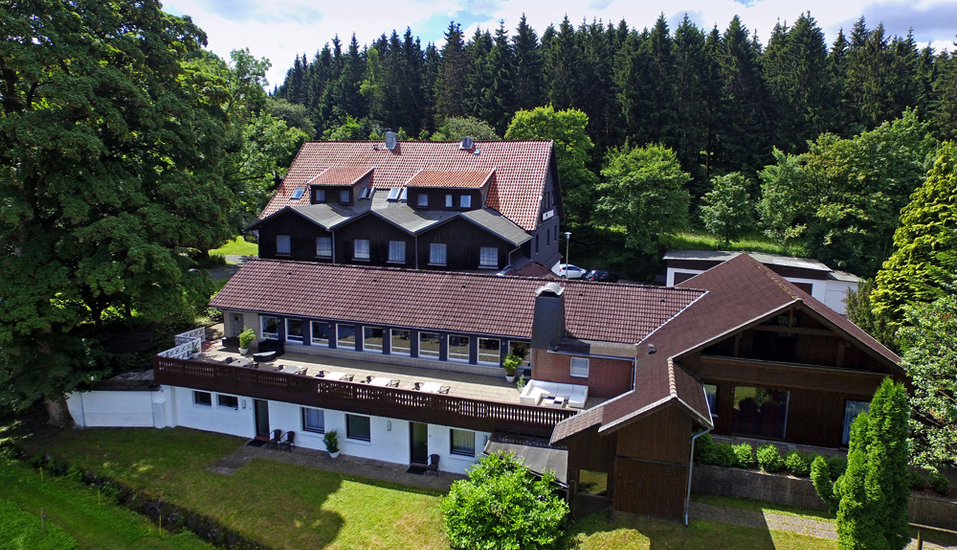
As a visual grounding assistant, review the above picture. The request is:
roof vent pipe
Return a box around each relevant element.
[385,131,398,150]
[460,136,474,150]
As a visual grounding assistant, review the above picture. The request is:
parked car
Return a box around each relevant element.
[552,263,587,279]
[585,270,619,282]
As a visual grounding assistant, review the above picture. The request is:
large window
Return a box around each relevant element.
[302,407,325,433]
[417,193,428,207]
[193,391,212,406]
[448,335,470,363]
[347,414,371,441]
[261,316,279,339]
[391,329,411,356]
[314,189,326,202]
[364,327,384,353]
[731,386,789,439]
[388,241,406,263]
[316,237,332,258]
[570,357,589,378]
[276,234,291,254]
[339,189,350,204]
[450,429,476,457]
[479,247,498,268]
[478,338,500,366]
[218,395,238,409]
[337,324,356,350]
[460,195,471,208]
[429,243,447,266]
[704,384,718,419]
[842,400,870,446]
[353,239,370,261]
[311,321,332,346]
[419,332,440,359]
[286,319,304,343]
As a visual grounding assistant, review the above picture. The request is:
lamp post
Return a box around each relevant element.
[564,231,572,279]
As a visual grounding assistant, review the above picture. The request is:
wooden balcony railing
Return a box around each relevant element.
[154,357,575,437]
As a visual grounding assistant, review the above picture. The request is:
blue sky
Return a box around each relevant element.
[161,0,957,88]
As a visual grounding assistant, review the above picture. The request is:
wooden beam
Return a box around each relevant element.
[751,325,836,337]
[697,355,888,395]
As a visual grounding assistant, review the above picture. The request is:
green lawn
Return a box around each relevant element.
[26,427,856,550]
[0,459,214,550]
[662,231,809,257]
[209,236,258,258]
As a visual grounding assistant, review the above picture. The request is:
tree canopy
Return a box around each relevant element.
[700,172,754,245]
[0,0,241,414]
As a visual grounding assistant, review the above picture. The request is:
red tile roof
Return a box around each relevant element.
[406,169,494,189]
[210,259,703,344]
[308,167,373,186]
[263,141,554,231]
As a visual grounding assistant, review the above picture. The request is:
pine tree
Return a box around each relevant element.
[434,22,468,124]
[512,14,544,110]
[544,17,582,110]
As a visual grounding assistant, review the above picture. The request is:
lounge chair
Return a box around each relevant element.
[387,379,399,387]
[279,431,296,452]
[266,429,283,450]
[438,385,451,394]
[425,454,440,475]
[413,382,421,390]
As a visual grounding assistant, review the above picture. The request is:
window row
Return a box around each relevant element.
[193,391,238,409]
[416,192,473,209]
[277,235,498,268]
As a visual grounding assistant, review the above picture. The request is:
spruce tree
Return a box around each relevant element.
[512,14,544,110]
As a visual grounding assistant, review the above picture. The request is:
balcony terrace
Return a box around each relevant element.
[154,343,598,437]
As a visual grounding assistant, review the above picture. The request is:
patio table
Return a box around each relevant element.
[420,382,443,393]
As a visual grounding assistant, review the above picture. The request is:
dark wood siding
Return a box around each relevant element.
[257,211,332,262]
[409,188,482,211]
[417,217,511,271]
[337,214,413,267]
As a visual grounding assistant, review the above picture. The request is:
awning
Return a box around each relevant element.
[484,433,568,485]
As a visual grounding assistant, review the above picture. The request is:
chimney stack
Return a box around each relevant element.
[531,282,566,350]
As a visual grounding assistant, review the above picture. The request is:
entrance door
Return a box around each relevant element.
[410,422,428,464]
[253,399,270,437]
[229,313,244,337]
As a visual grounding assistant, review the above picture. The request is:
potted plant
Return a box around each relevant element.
[503,354,521,383]
[191,341,201,358]
[238,328,256,356]
[323,430,340,458]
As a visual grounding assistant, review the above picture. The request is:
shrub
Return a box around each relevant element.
[756,444,784,473]
[907,471,925,491]
[811,456,839,514]
[713,442,737,468]
[238,328,256,350]
[785,451,810,476]
[731,443,754,468]
[443,452,568,550]
[825,455,847,480]
[928,470,950,495]
[693,433,716,464]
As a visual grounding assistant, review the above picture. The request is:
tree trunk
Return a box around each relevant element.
[44,394,76,429]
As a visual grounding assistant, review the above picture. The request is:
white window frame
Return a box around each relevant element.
[337,324,356,350]
[479,247,498,268]
[460,195,471,208]
[285,318,304,343]
[363,327,384,353]
[302,407,325,434]
[346,414,371,442]
[388,240,406,263]
[391,329,411,356]
[570,357,590,378]
[353,239,370,261]
[478,338,500,366]
[261,316,279,339]
[448,335,470,363]
[276,234,291,255]
[217,394,238,409]
[419,331,440,360]
[311,321,332,347]
[316,237,332,258]
[450,429,476,457]
[429,243,447,266]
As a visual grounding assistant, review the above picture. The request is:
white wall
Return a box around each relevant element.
[167,386,255,439]
[68,391,158,428]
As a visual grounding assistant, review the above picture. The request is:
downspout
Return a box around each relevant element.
[332,231,337,264]
[415,234,419,269]
[685,427,711,526]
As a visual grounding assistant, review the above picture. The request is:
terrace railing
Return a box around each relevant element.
[154,356,575,437]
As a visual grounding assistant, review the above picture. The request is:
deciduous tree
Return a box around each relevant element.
[700,173,754,245]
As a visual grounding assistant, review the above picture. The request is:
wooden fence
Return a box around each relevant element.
[154,357,575,436]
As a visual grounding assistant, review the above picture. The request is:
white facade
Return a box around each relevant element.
[69,384,489,475]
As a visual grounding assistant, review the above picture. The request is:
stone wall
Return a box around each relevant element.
[692,464,957,531]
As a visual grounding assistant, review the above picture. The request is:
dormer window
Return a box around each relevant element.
[460,195,471,208]
[445,194,453,208]
[339,190,350,204]
[314,189,326,202]
[417,193,428,207]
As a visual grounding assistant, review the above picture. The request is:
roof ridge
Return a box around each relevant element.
[746,254,803,301]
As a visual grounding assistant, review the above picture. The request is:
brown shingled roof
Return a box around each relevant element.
[263,141,554,231]
[210,259,703,344]
[406,169,494,189]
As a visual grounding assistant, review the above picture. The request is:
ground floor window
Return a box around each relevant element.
[217,395,238,409]
[842,400,870,446]
[450,429,475,457]
[311,321,332,346]
[731,386,789,439]
[302,407,325,433]
[193,391,211,406]
[347,414,371,441]
[479,247,498,268]
[448,335,470,363]
[364,327,384,353]
[337,324,356,350]
[391,329,410,356]
[478,338,500,365]
[419,332,440,359]
[261,316,279,339]
[286,319,304,343]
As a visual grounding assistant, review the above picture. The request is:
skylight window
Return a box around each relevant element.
[291,187,305,200]
[359,187,375,200]
[399,188,407,201]
[387,187,402,201]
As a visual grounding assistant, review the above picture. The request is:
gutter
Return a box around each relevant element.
[685,427,711,526]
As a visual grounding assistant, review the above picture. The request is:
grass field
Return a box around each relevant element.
[662,231,809,257]
[0,459,214,550]
[209,236,258,258]
[20,427,859,550]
